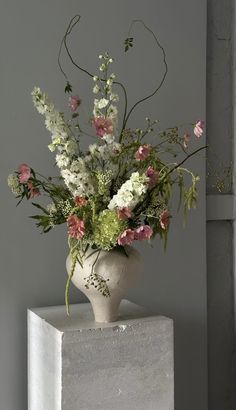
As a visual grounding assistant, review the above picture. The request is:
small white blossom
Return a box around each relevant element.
[107,104,118,118]
[56,154,70,169]
[7,174,21,196]
[47,203,57,214]
[65,140,78,156]
[99,63,106,72]
[89,144,99,155]
[108,172,149,211]
[97,98,109,109]
[102,135,115,144]
[93,85,100,94]
[110,93,119,102]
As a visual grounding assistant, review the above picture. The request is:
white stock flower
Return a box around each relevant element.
[65,140,78,156]
[93,85,100,94]
[32,87,53,115]
[102,135,115,144]
[109,93,119,102]
[89,144,99,155]
[107,104,118,118]
[108,172,149,211]
[56,154,70,169]
[97,98,109,109]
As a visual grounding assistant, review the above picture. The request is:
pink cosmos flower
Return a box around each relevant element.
[183,133,190,149]
[134,225,153,241]
[68,95,81,112]
[159,210,170,230]
[117,207,132,220]
[74,196,87,207]
[194,120,204,138]
[67,215,85,240]
[117,229,135,246]
[93,116,113,137]
[27,182,40,198]
[135,144,151,161]
[18,163,31,183]
[145,166,159,188]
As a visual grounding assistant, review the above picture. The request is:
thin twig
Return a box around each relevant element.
[122,20,168,129]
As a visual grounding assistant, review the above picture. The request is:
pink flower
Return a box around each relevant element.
[145,166,159,188]
[117,229,135,246]
[183,133,190,149]
[134,225,153,241]
[93,116,113,137]
[27,182,40,198]
[67,215,85,240]
[135,144,151,161]
[194,120,204,138]
[159,210,170,230]
[74,196,87,207]
[68,95,81,112]
[117,207,132,220]
[18,163,31,183]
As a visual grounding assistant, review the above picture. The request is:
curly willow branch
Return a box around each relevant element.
[58,14,128,130]
[122,19,168,129]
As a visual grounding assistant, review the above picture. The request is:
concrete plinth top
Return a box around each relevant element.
[29,299,171,333]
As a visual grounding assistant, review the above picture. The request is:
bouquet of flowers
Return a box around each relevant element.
[8,16,205,312]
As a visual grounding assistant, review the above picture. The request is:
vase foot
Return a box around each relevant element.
[89,297,121,323]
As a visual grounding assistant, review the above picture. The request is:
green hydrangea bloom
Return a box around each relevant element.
[93,209,127,250]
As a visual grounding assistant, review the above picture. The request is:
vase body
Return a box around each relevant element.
[66,246,143,323]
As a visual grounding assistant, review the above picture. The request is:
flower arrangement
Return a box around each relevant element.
[8,16,205,313]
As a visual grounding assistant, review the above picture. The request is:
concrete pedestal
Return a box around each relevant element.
[28,300,174,410]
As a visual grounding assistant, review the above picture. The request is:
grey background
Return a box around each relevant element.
[0,1,207,410]
[207,1,236,409]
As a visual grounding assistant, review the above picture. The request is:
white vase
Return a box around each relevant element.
[66,246,143,323]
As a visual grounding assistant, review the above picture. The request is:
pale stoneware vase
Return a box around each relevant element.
[66,245,143,323]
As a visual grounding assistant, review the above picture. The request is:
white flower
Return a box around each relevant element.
[89,144,99,155]
[99,63,106,72]
[93,85,100,94]
[102,135,115,144]
[7,174,21,196]
[56,154,70,169]
[97,98,109,109]
[47,203,57,214]
[107,105,118,118]
[109,93,119,102]
[65,140,78,156]
[32,87,53,115]
[70,158,86,172]
[108,172,149,211]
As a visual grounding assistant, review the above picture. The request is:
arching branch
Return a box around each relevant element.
[122,19,168,129]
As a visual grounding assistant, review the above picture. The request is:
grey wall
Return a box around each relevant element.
[206,1,236,409]
[0,1,207,409]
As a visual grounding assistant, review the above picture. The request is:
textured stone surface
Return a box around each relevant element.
[28,301,174,410]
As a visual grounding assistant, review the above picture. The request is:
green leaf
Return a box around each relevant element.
[72,113,79,119]
[124,37,134,52]
[65,81,72,94]
[32,202,50,215]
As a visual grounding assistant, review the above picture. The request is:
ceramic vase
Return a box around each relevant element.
[66,245,143,323]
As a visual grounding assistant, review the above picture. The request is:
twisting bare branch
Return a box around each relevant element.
[122,19,168,129]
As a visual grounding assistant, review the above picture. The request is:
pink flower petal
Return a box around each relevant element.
[117,229,135,246]
[135,144,151,161]
[134,225,153,241]
[18,163,31,183]
[67,215,85,239]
